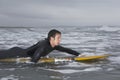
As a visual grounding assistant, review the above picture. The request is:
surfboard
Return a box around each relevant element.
[0,54,109,63]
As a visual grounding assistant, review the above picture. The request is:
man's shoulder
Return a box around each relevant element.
[37,38,49,46]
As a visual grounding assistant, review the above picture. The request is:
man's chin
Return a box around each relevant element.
[56,44,59,46]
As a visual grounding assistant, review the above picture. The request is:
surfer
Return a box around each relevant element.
[0,29,81,63]
[26,29,81,63]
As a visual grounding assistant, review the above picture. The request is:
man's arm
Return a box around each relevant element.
[31,47,44,63]
[54,45,80,56]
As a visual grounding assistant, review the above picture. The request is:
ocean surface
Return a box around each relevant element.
[0,26,120,80]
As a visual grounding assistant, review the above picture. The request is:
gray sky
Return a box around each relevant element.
[0,0,120,27]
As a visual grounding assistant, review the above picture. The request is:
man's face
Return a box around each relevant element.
[52,33,61,46]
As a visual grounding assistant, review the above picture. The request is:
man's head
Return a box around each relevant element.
[48,29,61,47]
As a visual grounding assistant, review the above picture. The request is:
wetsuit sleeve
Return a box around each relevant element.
[31,47,44,63]
[55,45,80,56]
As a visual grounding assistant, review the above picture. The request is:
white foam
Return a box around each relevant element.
[82,67,102,71]
[109,56,120,64]
[46,66,102,74]
[99,25,120,32]
[49,69,81,74]
[0,75,18,80]
[106,68,115,71]
[62,62,92,68]
[0,68,15,71]
[50,76,62,79]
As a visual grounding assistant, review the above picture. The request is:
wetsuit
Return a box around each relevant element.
[26,38,80,63]
[0,47,28,58]
[0,38,80,63]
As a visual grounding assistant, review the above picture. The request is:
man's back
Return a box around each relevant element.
[26,39,53,57]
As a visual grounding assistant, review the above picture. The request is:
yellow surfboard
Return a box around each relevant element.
[0,54,109,63]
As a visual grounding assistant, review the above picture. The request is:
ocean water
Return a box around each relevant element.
[0,26,120,80]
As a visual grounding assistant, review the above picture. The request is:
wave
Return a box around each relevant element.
[0,75,19,80]
[109,56,120,64]
[46,67,102,74]
[99,25,120,32]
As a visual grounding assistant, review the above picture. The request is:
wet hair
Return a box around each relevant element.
[47,29,61,40]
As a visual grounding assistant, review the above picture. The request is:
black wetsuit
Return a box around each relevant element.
[0,38,80,63]
[26,38,80,63]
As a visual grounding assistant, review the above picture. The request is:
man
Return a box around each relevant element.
[26,29,80,63]
[0,29,81,63]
